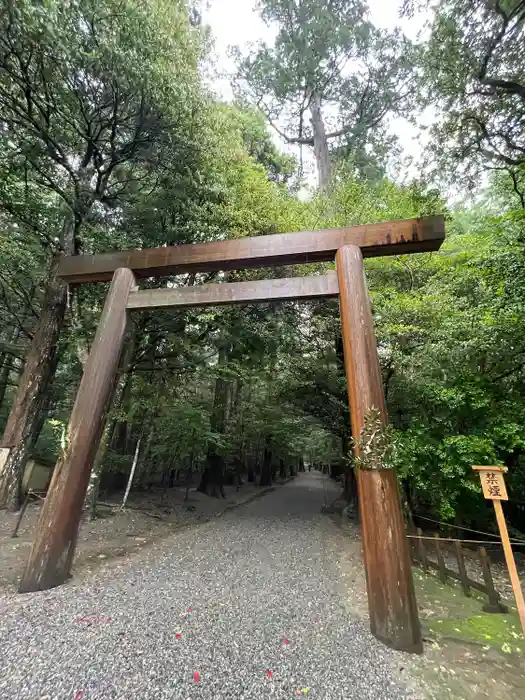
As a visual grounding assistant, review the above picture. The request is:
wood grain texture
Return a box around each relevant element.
[57,216,445,283]
[127,273,339,310]
[19,268,136,593]
[493,499,525,636]
[336,244,422,654]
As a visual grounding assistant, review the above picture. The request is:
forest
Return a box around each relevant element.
[0,0,524,537]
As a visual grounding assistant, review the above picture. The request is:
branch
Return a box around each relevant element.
[478,11,510,83]
[324,123,357,140]
[481,78,525,100]
[0,284,33,339]
[476,2,525,96]
[5,279,40,319]
[466,113,524,166]
[396,257,414,291]
[492,360,525,382]
[510,169,525,208]
[266,112,313,145]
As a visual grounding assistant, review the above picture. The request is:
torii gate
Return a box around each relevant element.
[18,215,445,653]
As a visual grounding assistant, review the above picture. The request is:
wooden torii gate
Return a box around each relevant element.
[18,215,445,653]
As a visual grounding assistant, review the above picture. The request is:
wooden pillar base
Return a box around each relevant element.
[358,469,422,653]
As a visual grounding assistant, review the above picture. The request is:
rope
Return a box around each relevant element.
[412,513,525,544]
[407,534,525,547]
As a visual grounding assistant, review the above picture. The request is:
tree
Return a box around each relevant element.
[411,0,525,192]
[225,103,297,186]
[0,0,205,509]
[235,0,415,190]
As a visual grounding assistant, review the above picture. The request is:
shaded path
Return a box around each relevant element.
[0,473,416,699]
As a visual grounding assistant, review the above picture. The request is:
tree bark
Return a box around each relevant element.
[198,343,229,498]
[259,443,272,487]
[121,437,141,510]
[0,326,22,413]
[85,334,136,518]
[85,413,112,520]
[247,453,255,482]
[0,352,13,414]
[231,377,244,489]
[0,255,67,510]
[112,372,133,453]
[310,91,332,192]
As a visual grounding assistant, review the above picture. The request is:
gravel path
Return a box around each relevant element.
[0,472,417,700]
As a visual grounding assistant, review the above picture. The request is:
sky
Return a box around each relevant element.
[203,0,426,70]
[201,0,432,186]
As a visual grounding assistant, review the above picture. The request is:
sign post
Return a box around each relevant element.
[473,466,525,636]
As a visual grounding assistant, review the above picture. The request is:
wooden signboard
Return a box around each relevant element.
[473,466,508,501]
[473,466,525,637]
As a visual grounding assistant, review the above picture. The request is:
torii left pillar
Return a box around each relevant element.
[19,268,135,592]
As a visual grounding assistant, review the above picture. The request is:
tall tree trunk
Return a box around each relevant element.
[86,414,112,520]
[247,452,256,483]
[121,437,141,510]
[0,352,13,414]
[0,255,67,510]
[0,326,22,413]
[198,343,229,498]
[84,333,136,518]
[310,90,332,192]
[136,420,156,488]
[259,443,272,487]
[231,377,244,488]
[112,372,133,453]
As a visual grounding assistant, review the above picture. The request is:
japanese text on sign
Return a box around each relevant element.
[478,470,508,501]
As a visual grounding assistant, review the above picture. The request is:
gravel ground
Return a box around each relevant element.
[0,472,416,700]
[0,481,276,590]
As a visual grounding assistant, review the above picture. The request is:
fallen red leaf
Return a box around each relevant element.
[193,671,201,683]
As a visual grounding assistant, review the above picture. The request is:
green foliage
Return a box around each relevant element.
[224,103,297,186]
[415,0,525,187]
[352,408,397,471]
[375,199,525,525]
[235,0,416,185]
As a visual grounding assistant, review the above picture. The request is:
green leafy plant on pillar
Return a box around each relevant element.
[351,408,397,470]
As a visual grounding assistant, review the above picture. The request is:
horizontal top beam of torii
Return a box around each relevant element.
[57,215,445,284]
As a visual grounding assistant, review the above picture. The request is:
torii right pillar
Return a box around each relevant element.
[336,244,422,654]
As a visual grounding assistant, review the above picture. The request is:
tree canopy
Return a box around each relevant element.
[409,0,525,196]
[235,0,415,189]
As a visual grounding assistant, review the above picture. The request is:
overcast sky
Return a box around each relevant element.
[201,0,431,186]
